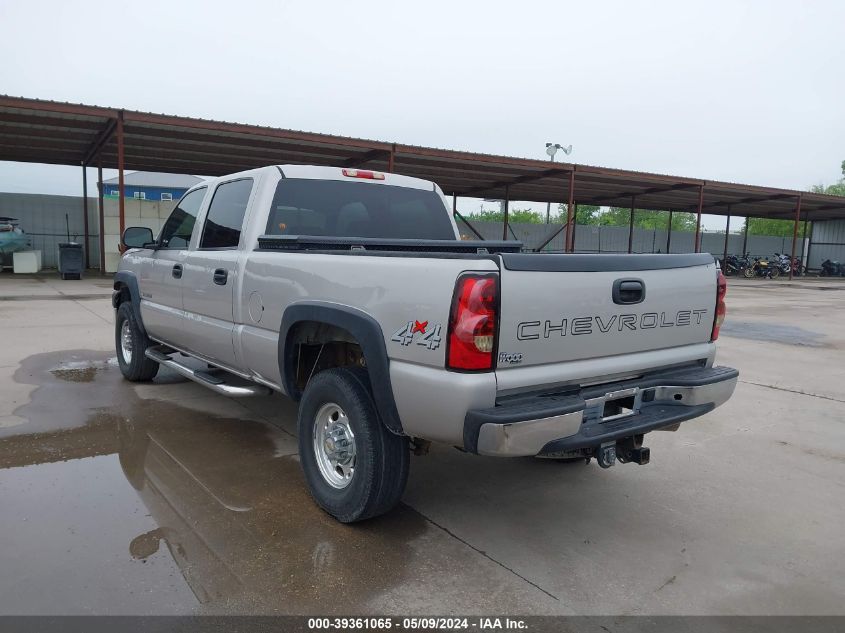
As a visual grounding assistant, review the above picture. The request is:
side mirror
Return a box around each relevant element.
[121,226,155,251]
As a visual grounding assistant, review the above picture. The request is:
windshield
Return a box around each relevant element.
[265,179,456,241]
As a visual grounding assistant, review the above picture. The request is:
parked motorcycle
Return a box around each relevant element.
[773,253,806,277]
[819,259,845,277]
[743,256,780,279]
[724,253,750,277]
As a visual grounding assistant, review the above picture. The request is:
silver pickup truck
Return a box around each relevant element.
[114,165,737,522]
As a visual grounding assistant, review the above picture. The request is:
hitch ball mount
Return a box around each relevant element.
[596,436,651,468]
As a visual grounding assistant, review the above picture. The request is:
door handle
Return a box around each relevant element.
[172,264,183,279]
[213,268,228,285]
[612,278,645,305]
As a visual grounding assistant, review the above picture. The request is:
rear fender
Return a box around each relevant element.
[279,302,403,435]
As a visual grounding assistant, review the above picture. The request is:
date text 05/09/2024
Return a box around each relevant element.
[307,617,528,630]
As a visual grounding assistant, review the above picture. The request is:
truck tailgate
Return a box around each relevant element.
[496,253,717,368]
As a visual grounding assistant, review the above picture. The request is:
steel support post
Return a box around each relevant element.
[694,184,704,252]
[98,160,105,272]
[565,170,575,252]
[453,194,485,240]
[666,210,673,253]
[502,185,510,241]
[805,217,814,270]
[789,194,802,280]
[742,216,749,256]
[117,112,126,238]
[81,163,90,269]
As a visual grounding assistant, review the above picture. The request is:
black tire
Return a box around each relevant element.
[115,302,159,382]
[298,366,409,523]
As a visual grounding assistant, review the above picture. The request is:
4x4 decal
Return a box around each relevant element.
[391,320,443,350]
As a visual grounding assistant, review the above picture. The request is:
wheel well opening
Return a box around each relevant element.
[114,284,131,308]
[288,321,365,394]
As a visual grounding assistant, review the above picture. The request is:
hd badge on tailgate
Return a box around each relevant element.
[391,319,442,350]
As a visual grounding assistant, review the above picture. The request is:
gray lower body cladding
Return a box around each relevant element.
[463,365,738,456]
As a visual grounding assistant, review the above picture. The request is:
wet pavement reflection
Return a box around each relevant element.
[0,350,548,615]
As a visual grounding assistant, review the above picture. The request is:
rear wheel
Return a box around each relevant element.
[298,366,409,523]
[743,267,755,278]
[115,302,159,382]
[769,266,780,279]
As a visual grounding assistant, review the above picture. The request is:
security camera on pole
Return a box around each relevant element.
[545,143,572,224]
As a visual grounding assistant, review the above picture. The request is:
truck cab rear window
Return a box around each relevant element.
[265,179,455,240]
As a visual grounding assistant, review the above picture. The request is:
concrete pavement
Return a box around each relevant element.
[0,272,842,615]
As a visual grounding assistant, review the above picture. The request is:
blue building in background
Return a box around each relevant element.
[102,171,203,202]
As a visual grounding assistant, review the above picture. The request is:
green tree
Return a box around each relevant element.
[552,204,695,230]
[744,218,809,237]
[470,207,545,224]
[552,204,601,225]
[810,182,845,196]
[809,159,845,196]
[742,160,844,236]
[607,208,697,231]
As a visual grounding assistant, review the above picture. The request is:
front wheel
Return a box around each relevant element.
[769,266,780,279]
[298,367,409,523]
[115,302,159,382]
[743,267,755,278]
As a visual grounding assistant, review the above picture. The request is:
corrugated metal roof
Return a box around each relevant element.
[102,171,204,187]
[1,95,844,221]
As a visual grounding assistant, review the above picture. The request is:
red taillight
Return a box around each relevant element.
[341,168,385,180]
[712,270,727,341]
[447,274,498,371]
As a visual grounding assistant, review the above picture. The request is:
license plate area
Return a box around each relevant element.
[601,388,640,422]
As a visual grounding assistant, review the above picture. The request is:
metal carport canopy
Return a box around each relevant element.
[2,95,845,221]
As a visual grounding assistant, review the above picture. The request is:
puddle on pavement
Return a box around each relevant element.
[0,349,433,614]
[720,321,826,347]
[50,357,116,383]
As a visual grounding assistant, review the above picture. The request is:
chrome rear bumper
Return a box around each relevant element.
[464,365,738,457]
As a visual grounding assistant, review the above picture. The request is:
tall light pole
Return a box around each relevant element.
[545,142,572,223]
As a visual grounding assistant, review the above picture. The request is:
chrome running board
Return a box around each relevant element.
[145,346,272,397]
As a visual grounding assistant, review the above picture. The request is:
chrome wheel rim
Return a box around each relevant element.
[312,403,356,489]
[120,320,133,364]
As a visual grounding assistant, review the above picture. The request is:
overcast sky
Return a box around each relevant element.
[1,0,843,229]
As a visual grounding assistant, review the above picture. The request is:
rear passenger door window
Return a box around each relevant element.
[200,179,254,249]
[159,187,206,248]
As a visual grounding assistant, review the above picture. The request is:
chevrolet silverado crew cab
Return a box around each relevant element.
[114,165,737,523]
